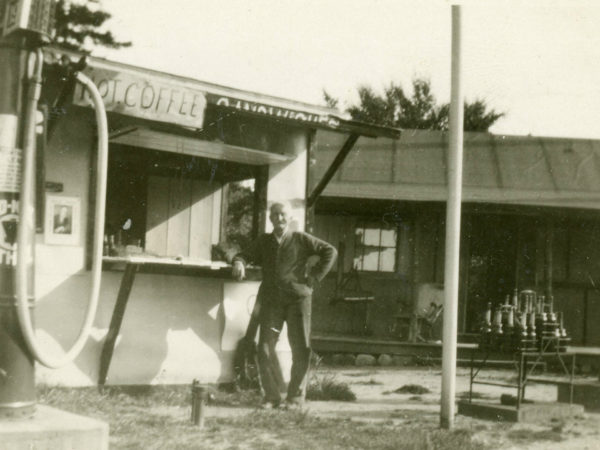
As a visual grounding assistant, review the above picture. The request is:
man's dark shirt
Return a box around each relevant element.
[233,231,337,298]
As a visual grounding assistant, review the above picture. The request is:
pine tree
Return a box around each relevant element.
[327,78,504,132]
[54,0,131,53]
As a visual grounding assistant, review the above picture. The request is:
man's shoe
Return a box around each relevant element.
[283,397,305,411]
[259,400,282,410]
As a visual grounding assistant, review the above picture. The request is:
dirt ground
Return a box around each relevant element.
[192,365,600,449]
[305,366,600,449]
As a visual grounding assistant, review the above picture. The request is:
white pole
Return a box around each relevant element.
[441,5,464,430]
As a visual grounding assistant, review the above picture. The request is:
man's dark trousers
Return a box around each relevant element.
[258,288,311,404]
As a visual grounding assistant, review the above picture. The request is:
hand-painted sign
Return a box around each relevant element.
[208,94,340,128]
[0,196,18,265]
[0,146,21,193]
[74,68,207,128]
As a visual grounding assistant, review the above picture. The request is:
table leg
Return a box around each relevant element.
[517,353,523,410]
[98,263,138,386]
[570,354,576,404]
[520,354,528,407]
[557,350,569,375]
[469,349,474,403]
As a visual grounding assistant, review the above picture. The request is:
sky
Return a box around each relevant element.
[96,0,600,140]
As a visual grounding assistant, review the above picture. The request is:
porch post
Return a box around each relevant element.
[544,218,554,299]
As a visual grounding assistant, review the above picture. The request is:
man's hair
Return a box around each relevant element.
[269,201,292,214]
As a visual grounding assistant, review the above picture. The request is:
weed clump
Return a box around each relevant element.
[307,374,356,401]
[354,378,382,386]
[389,384,431,395]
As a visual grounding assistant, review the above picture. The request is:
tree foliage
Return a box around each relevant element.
[322,89,339,109]
[463,99,505,133]
[327,78,504,132]
[224,182,255,251]
[54,0,131,52]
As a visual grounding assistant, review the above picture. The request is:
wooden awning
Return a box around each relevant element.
[110,128,292,165]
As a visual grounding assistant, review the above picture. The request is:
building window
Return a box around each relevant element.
[103,144,260,261]
[353,222,397,272]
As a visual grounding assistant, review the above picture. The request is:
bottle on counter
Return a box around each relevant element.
[491,306,504,351]
[528,308,537,345]
[479,302,493,350]
[503,306,515,352]
[501,295,511,331]
[535,295,547,351]
[108,235,116,256]
[545,296,560,351]
[493,307,504,335]
[512,288,519,310]
[517,310,529,351]
[558,311,570,352]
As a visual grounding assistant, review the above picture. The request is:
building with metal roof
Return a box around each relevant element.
[310,129,600,352]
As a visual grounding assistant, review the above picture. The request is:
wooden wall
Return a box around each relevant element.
[548,219,600,345]
[313,201,600,345]
[311,208,437,338]
[145,176,221,259]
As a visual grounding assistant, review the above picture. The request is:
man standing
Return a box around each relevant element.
[232,202,337,409]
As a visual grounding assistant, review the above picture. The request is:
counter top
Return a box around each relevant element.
[102,256,262,280]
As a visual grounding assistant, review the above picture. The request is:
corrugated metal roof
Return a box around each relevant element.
[313,130,600,209]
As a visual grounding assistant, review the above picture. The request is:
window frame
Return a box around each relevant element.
[353,219,399,273]
[99,144,262,262]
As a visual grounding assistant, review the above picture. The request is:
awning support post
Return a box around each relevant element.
[307,133,359,208]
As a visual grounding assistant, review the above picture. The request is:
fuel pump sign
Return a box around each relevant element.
[0,118,21,267]
[0,197,18,266]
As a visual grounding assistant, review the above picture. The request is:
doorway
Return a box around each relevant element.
[463,214,538,332]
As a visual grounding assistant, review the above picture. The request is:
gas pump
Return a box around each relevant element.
[0,0,108,426]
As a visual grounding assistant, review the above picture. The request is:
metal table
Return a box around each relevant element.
[468,343,576,409]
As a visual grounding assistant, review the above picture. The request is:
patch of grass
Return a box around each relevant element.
[38,385,488,450]
[414,356,440,367]
[507,428,565,443]
[211,387,261,407]
[39,384,261,410]
[353,378,382,386]
[457,390,493,400]
[213,412,487,450]
[307,374,357,401]
[344,371,378,378]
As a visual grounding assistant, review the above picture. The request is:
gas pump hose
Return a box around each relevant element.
[16,49,109,368]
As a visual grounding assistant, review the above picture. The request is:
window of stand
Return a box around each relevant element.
[103,144,260,262]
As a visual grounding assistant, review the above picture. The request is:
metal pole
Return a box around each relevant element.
[440,5,464,430]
